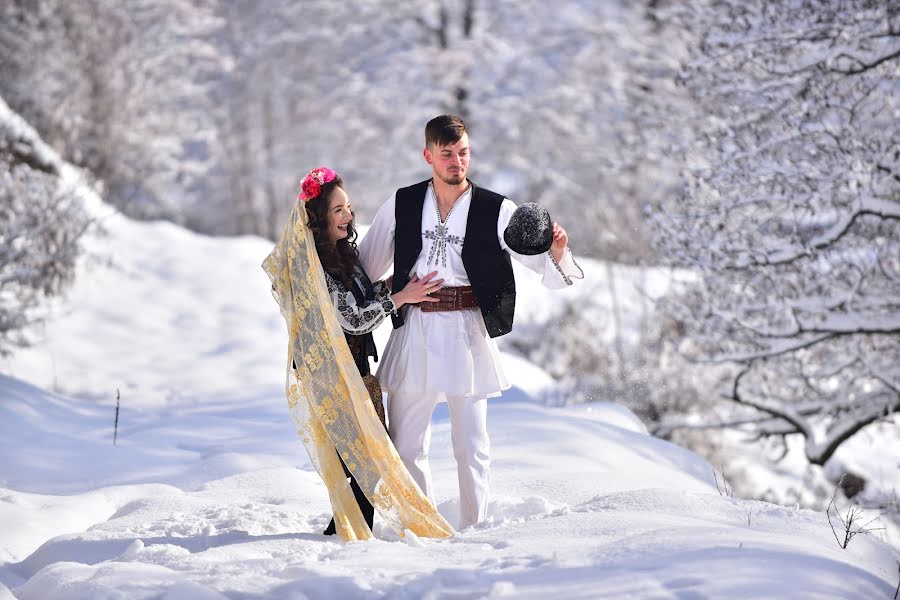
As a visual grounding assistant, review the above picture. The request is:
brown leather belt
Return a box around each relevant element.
[419,285,479,312]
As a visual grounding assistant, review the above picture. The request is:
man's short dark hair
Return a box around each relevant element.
[425,115,467,149]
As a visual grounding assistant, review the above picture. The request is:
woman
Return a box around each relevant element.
[263,167,454,541]
[300,167,442,535]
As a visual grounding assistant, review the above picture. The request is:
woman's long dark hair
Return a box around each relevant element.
[304,175,359,290]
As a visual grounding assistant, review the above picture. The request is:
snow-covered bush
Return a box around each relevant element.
[0,103,89,355]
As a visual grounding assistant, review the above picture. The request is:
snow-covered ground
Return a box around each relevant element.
[1,105,899,598]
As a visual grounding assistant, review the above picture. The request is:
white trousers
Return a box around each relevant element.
[387,391,490,530]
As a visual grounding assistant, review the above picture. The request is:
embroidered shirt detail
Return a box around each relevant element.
[547,248,584,286]
[424,182,466,269]
[424,224,465,269]
[325,272,395,335]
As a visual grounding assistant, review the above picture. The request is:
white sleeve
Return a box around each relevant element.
[325,273,396,335]
[497,199,585,289]
[358,192,397,282]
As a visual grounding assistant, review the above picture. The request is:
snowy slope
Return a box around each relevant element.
[1,101,898,598]
[2,368,897,599]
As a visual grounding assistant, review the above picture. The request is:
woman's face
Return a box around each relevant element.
[326,187,353,243]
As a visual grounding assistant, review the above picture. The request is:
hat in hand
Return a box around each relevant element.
[503,202,553,255]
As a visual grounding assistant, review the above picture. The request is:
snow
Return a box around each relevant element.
[1,110,898,598]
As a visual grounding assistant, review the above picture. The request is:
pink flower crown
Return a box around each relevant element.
[298,167,338,202]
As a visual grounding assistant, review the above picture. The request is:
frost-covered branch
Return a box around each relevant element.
[652,0,900,463]
[806,393,900,465]
[829,47,900,75]
[692,333,835,363]
[724,367,814,443]
[750,200,900,267]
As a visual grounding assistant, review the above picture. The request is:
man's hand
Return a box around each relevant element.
[550,222,568,263]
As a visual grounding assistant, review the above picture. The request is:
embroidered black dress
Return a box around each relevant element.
[324,262,395,377]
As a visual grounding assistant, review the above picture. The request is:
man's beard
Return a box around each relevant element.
[439,171,464,185]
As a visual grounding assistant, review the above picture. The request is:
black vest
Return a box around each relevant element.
[391,179,516,338]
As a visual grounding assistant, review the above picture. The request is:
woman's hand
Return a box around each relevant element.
[391,271,444,308]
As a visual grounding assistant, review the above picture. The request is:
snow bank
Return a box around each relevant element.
[3,370,898,598]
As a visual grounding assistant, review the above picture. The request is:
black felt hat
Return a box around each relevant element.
[503,202,553,255]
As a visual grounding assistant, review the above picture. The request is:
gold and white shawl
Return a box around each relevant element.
[262,201,454,541]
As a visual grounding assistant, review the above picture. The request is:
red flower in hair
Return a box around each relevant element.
[298,167,337,201]
[301,178,321,200]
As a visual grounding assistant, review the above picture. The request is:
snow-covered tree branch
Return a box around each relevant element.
[651,0,900,464]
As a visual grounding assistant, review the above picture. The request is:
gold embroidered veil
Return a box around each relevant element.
[262,200,454,541]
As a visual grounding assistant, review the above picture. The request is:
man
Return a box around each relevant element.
[358,115,583,529]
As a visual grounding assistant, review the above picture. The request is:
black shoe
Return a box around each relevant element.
[323,518,337,536]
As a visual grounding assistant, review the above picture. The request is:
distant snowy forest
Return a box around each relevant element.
[2,0,898,547]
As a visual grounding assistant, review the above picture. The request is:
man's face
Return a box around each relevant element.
[425,133,470,186]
